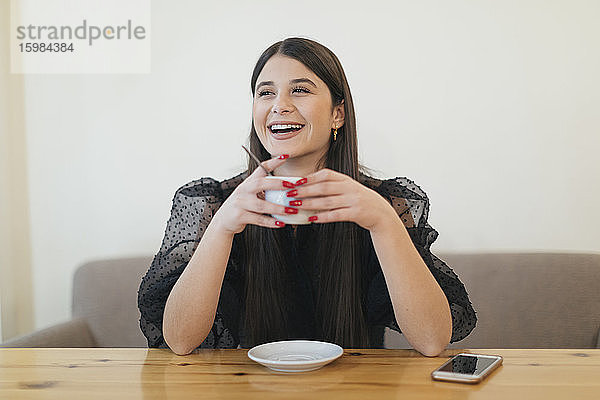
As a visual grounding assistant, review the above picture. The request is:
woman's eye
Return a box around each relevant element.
[257,86,310,97]
[292,86,310,94]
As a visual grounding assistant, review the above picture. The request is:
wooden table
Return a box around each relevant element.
[1,348,599,399]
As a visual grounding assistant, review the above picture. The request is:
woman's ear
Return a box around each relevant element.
[333,99,345,128]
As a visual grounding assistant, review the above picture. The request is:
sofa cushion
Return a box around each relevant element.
[72,256,152,347]
[386,253,600,349]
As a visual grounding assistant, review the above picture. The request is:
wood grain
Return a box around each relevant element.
[1,348,599,399]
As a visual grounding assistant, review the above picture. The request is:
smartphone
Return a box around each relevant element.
[431,353,503,384]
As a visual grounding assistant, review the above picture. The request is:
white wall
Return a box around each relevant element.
[1,0,34,339]
[15,0,600,330]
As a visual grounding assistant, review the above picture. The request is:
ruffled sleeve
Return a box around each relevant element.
[366,177,477,343]
[137,177,242,349]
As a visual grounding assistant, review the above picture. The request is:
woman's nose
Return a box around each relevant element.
[272,95,294,114]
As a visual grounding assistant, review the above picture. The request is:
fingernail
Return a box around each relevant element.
[275,220,285,227]
[282,180,295,188]
[285,207,298,214]
[289,200,302,206]
[278,154,289,159]
[295,178,307,186]
[286,189,298,197]
[308,216,318,222]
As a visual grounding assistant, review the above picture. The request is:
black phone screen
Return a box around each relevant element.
[438,355,496,375]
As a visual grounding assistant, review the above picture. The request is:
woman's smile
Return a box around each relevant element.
[268,121,306,140]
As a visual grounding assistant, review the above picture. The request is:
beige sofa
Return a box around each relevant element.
[1,257,151,348]
[2,253,599,349]
[385,253,600,349]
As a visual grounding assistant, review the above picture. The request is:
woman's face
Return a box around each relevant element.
[253,55,344,159]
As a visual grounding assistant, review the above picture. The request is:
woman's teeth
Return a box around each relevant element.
[269,124,304,134]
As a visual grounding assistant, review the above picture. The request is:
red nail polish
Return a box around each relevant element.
[289,200,302,206]
[286,189,298,197]
[278,154,289,159]
[308,216,318,222]
[282,180,295,188]
[285,207,298,214]
[275,220,285,227]
[295,178,307,186]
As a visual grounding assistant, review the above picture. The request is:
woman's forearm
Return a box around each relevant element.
[163,213,234,355]
[370,214,452,357]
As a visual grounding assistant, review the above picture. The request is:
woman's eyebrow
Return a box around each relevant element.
[255,78,317,91]
[256,80,274,91]
[289,78,317,88]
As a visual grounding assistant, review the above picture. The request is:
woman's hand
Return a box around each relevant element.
[288,168,398,232]
[212,155,298,235]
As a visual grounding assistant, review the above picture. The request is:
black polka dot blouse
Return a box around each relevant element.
[137,171,477,350]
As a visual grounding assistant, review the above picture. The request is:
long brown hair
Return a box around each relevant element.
[242,37,371,348]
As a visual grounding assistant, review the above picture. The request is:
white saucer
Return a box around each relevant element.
[247,340,343,373]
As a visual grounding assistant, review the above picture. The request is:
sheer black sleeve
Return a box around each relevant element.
[367,177,477,343]
[137,178,241,350]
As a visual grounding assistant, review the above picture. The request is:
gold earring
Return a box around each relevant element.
[333,128,338,141]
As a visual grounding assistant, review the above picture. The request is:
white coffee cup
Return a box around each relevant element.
[264,176,313,225]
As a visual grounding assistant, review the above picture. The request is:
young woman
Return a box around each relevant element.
[137,37,477,356]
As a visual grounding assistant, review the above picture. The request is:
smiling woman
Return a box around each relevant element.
[137,37,477,356]
[252,55,345,178]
